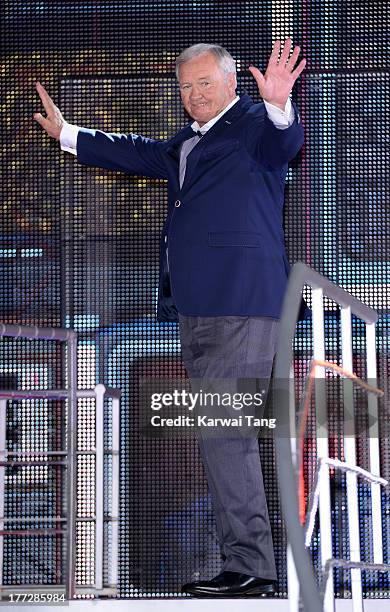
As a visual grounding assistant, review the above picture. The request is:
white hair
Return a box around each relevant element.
[175,43,236,80]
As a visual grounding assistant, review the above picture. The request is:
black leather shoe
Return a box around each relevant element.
[181,570,276,597]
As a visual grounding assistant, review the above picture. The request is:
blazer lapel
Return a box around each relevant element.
[163,124,195,191]
[165,124,195,161]
[180,93,253,194]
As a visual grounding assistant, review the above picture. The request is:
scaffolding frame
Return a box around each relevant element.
[0,323,120,600]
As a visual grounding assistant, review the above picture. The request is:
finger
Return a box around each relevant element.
[279,38,292,65]
[248,66,265,88]
[33,112,52,132]
[291,58,307,80]
[36,82,56,116]
[286,45,301,72]
[267,40,281,68]
[36,82,55,115]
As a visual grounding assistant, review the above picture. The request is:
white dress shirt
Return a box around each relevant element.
[60,96,295,155]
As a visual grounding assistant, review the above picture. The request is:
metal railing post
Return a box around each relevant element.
[65,331,78,600]
[288,363,300,612]
[94,384,105,591]
[110,393,120,587]
[365,322,383,565]
[312,288,335,612]
[341,306,363,611]
[0,399,6,589]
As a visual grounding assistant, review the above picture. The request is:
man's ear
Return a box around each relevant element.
[227,72,237,94]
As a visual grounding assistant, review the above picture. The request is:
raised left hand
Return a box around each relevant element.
[248,38,306,110]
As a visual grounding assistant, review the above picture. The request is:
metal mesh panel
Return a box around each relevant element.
[1,0,389,600]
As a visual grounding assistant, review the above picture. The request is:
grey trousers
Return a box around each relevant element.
[178,314,279,580]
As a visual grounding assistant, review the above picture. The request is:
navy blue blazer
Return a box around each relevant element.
[76,93,304,322]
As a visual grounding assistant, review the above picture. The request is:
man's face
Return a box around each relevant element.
[178,51,237,127]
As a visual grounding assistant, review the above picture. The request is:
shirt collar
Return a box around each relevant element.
[191,95,240,135]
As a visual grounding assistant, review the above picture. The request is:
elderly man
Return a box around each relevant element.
[34,39,305,597]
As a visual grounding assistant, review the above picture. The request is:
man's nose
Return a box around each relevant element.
[189,85,204,99]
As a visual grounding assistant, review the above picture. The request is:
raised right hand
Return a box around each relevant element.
[33,81,65,140]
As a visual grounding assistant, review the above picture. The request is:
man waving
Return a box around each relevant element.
[35,39,305,597]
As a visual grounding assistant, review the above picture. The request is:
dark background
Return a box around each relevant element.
[1,0,389,599]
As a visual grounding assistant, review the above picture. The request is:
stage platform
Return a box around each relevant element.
[6,599,390,612]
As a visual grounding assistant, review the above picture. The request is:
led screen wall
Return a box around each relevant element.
[1,0,389,600]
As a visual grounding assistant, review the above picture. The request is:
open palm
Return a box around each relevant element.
[248,38,306,110]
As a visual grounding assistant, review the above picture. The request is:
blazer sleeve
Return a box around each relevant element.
[76,128,169,179]
[252,102,304,171]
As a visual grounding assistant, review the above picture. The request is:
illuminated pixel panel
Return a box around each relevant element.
[1,0,389,600]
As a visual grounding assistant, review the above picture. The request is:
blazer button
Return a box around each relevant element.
[174,200,181,208]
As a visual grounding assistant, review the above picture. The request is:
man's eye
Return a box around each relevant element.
[202,82,210,86]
